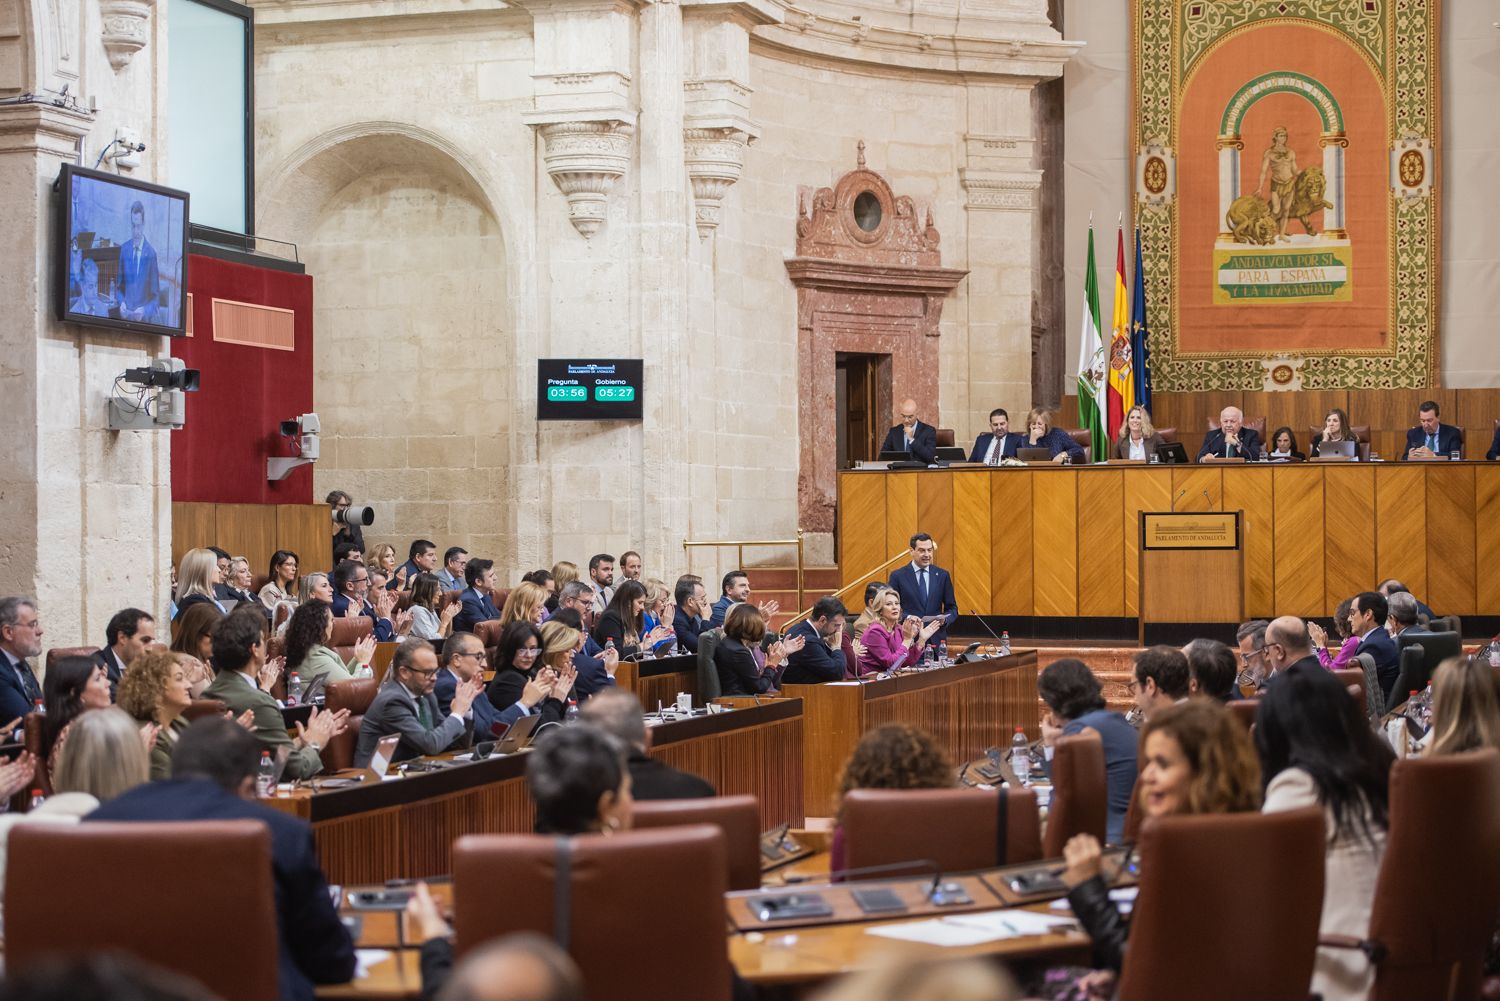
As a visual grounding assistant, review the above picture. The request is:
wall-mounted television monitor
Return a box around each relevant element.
[536,359,644,421]
[56,163,190,336]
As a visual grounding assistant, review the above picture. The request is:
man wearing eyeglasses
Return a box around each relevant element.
[0,597,45,722]
[1129,646,1190,722]
[330,559,399,641]
[355,639,484,767]
[435,632,487,717]
[1234,619,1270,691]
[1260,617,1321,679]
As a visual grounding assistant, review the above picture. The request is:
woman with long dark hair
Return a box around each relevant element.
[42,656,112,758]
[1256,664,1394,1001]
[592,580,671,658]
[485,621,565,728]
[283,600,376,685]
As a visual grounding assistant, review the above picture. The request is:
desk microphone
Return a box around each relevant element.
[1175,487,1188,503]
[967,610,1005,646]
[784,857,942,892]
[1202,489,1212,505]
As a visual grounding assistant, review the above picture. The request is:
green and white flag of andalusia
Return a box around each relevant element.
[1076,222,1107,463]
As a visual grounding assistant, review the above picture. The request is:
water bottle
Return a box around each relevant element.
[357,663,374,679]
[1010,727,1031,786]
[604,639,616,656]
[28,788,44,811]
[999,631,1011,656]
[255,751,276,797]
[1417,680,1434,723]
[31,698,43,716]
[286,672,302,707]
[565,699,579,723]
[937,640,948,665]
[1404,690,1421,723]
[1489,642,1500,669]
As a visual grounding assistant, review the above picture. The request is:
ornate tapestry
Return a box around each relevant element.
[1133,1,1439,392]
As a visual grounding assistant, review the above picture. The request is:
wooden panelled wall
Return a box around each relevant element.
[171,502,330,577]
[838,464,1500,620]
[1054,388,1500,462]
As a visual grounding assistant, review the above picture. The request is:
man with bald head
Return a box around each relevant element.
[879,398,938,464]
[434,933,583,1001]
[1261,615,1321,679]
[1196,405,1262,462]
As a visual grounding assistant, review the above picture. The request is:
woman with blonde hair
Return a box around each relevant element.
[173,548,224,620]
[368,544,401,589]
[1427,655,1500,755]
[548,561,579,612]
[856,587,938,677]
[1112,404,1166,461]
[537,620,581,708]
[118,649,196,779]
[298,571,335,605]
[500,581,549,629]
[641,578,676,655]
[1023,407,1087,465]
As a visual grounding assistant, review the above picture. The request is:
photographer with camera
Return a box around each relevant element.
[328,490,373,563]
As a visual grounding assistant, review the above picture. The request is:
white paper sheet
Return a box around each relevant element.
[863,908,1077,947]
[354,949,392,978]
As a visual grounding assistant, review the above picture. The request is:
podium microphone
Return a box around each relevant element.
[967,609,1005,645]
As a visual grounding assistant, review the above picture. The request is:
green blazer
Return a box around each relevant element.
[294,645,358,686]
[146,716,190,781]
[202,669,323,779]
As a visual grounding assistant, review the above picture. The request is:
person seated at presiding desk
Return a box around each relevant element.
[969,408,1022,464]
[1309,408,1359,459]
[354,638,483,768]
[1349,591,1399,700]
[857,587,940,676]
[117,650,197,780]
[1405,399,1463,459]
[1037,659,1139,845]
[713,603,797,696]
[1181,639,1240,702]
[888,532,958,644]
[782,597,853,684]
[879,398,938,464]
[1256,664,1393,1001]
[1266,426,1307,462]
[1197,405,1261,462]
[1111,405,1166,461]
[672,574,709,652]
[455,558,501,635]
[582,690,715,799]
[93,607,155,700]
[283,601,377,686]
[830,723,954,871]
[1021,407,1087,464]
[329,559,402,641]
[1053,701,1261,987]
[88,717,357,1001]
[202,608,349,780]
[436,631,488,719]
[484,621,570,729]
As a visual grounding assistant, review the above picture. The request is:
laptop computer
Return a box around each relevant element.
[364,733,401,780]
[496,714,542,754]
[1017,447,1053,461]
[1316,439,1357,459]
[1155,441,1190,464]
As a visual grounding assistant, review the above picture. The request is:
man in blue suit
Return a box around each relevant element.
[968,408,1022,464]
[782,597,849,684]
[0,597,44,721]
[887,533,958,645]
[672,575,709,652]
[879,398,937,464]
[1404,401,1464,460]
[88,717,356,1001]
[117,200,160,322]
[453,558,501,635]
[1196,406,1261,462]
[329,559,398,640]
[1350,591,1399,700]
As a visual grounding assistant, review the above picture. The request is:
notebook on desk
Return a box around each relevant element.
[1315,439,1357,459]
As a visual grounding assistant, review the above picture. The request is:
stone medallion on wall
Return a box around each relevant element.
[786,143,967,535]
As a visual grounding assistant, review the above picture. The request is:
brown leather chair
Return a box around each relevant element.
[6,820,280,1001]
[266,635,286,662]
[935,427,956,448]
[1227,699,1259,733]
[1331,667,1371,718]
[451,826,731,1001]
[44,645,96,675]
[1064,427,1092,463]
[1043,730,1108,856]
[1156,426,1178,443]
[1115,808,1326,1001]
[841,787,1041,877]
[1121,776,1142,844]
[21,714,50,802]
[630,795,761,890]
[1321,748,1500,1001]
[323,677,381,772]
[473,619,505,649]
[329,616,373,648]
[183,697,229,722]
[252,573,271,594]
[1204,416,1266,439]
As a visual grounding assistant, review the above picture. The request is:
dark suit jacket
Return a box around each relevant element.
[628,749,715,800]
[87,778,356,1001]
[592,609,641,659]
[713,636,774,696]
[968,432,1022,464]
[434,667,458,718]
[1356,627,1401,700]
[1111,432,1166,460]
[1404,423,1463,459]
[484,666,566,726]
[453,587,499,635]
[880,421,937,464]
[887,562,959,643]
[354,681,471,767]
[1488,426,1500,462]
[93,646,127,701]
[328,593,395,641]
[172,592,221,620]
[119,239,160,320]
[571,634,616,701]
[1196,426,1262,462]
[1025,427,1087,463]
[708,595,734,629]
[0,649,39,721]
[781,620,846,685]
[673,607,706,652]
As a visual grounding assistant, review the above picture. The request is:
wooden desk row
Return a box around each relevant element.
[839,462,1500,621]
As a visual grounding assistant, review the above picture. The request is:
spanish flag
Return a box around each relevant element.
[1106,221,1134,440]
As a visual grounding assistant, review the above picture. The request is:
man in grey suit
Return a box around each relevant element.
[354,638,483,767]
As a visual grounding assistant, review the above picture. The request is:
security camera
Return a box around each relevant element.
[268,413,321,481]
[109,357,200,431]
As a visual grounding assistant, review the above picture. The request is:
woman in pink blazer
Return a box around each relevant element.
[856,587,940,676]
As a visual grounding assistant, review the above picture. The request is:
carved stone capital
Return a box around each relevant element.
[530,118,635,237]
[100,0,154,71]
[683,124,755,239]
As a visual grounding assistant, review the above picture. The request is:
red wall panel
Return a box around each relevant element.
[171,253,315,504]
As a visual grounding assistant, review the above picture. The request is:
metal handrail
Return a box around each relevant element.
[780,550,909,630]
[683,531,806,612]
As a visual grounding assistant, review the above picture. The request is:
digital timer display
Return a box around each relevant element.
[536,359,644,421]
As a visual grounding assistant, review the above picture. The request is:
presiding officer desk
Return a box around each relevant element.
[267,697,804,885]
[839,462,1500,622]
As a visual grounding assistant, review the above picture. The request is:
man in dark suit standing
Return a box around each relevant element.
[453,558,501,635]
[1196,406,1262,462]
[94,608,155,700]
[888,533,958,646]
[782,597,850,684]
[117,200,160,322]
[0,597,44,721]
[354,639,481,767]
[1404,400,1464,460]
[879,398,938,464]
[87,717,356,1001]
[581,691,714,799]
[1350,591,1399,700]
[968,408,1021,464]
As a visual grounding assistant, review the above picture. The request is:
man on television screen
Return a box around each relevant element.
[69,258,113,318]
[117,199,159,322]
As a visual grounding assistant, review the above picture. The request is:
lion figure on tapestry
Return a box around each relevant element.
[1226,165,1334,244]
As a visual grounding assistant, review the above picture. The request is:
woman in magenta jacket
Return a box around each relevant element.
[856,587,940,676]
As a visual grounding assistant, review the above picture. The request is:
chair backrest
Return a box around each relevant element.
[1393,631,1461,701]
[1205,416,1266,439]
[324,677,381,772]
[1156,426,1178,443]
[1116,809,1325,1001]
[630,795,761,890]
[1426,613,1460,635]
[473,619,505,649]
[21,714,50,801]
[452,826,730,1001]
[6,820,280,1001]
[1331,667,1373,719]
[44,646,96,676]
[1043,730,1108,857]
[935,427,955,448]
[1354,651,1386,719]
[183,697,229,722]
[1367,749,1500,1001]
[696,628,723,701]
[1064,428,1092,463]
[1227,699,1259,733]
[328,616,373,648]
[841,787,1041,876]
